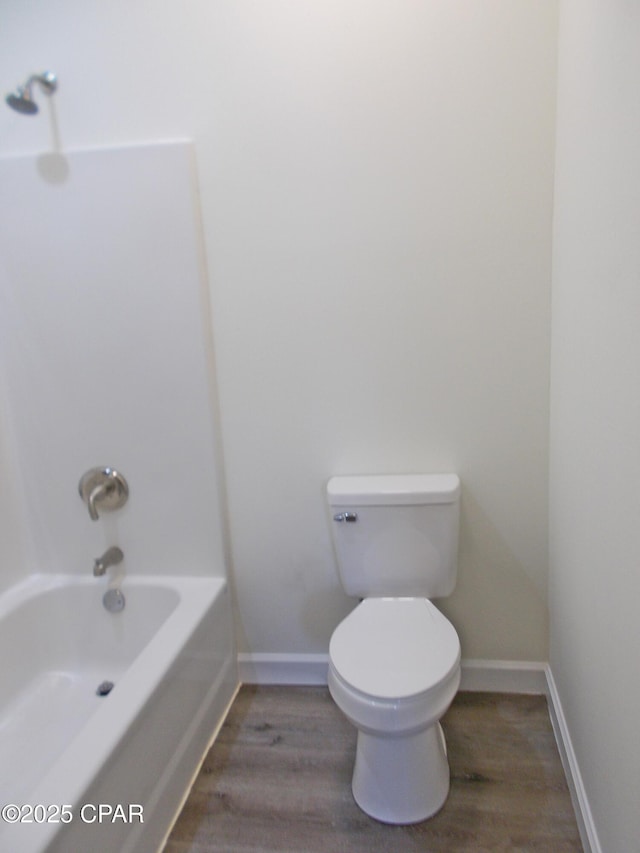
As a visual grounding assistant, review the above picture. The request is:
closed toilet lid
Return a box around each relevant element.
[329,598,460,700]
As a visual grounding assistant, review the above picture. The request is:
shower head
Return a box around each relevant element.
[6,88,39,114]
[5,71,57,115]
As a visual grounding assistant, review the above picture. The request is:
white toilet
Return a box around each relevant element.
[326,473,461,825]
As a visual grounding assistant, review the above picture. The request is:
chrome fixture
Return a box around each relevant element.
[79,467,129,521]
[93,545,124,577]
[5,71,57,115]
[333,512,358,523]
[103,589,126,613]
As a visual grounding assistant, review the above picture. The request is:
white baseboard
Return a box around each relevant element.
[238,653,548,694]
[237,653,329,685]
[544,666,602,853]
[459,658,548,694]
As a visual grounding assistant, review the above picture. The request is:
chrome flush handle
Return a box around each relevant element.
[333,512,358,523]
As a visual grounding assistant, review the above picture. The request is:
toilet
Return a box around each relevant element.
[326,473,461,825]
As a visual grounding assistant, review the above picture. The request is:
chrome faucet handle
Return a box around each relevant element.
[79,467,129,521]
[88,482,107,521]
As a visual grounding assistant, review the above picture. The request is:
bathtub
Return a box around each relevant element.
[0,572,237,853]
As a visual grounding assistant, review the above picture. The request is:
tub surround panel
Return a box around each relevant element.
[0,387,28,595]
[0,141,239,852]
[0,142,226,579]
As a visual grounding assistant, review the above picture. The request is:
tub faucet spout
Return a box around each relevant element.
[94,546,124,577]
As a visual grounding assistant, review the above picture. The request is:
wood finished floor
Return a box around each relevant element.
[165,686,582,853]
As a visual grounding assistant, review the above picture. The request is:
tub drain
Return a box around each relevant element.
[96,680,114,697]
[103,588,125,613]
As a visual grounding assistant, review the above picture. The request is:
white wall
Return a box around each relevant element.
[0,2,558,661]
[549,2,640,850]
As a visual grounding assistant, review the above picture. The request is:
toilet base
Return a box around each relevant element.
[351,722,450,824]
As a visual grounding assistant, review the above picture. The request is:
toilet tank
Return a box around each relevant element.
[327,474,461,599]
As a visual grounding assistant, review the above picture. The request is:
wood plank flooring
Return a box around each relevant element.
[164,686,582,852]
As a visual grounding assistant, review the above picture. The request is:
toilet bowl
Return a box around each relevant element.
[328,596,461,824]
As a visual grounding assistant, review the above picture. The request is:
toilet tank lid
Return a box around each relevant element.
[326,474,460,507]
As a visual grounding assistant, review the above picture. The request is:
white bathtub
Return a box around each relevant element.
[0,573,237,853]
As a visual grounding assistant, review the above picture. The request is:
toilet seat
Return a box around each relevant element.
[329,597,460,701]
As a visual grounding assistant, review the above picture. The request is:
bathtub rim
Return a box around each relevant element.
[0,571,230,851]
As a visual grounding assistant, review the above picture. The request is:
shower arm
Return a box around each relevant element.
[28,72,57,95]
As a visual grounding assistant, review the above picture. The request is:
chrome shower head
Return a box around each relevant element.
[5,71,57,115]
[6,87,39,114]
